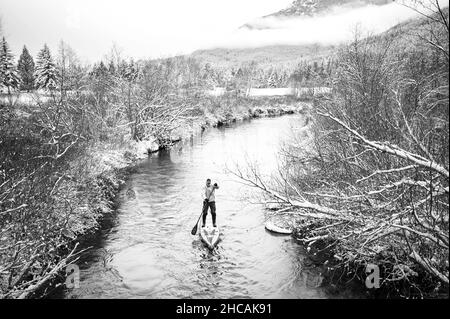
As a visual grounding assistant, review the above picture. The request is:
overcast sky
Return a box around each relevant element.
[0,0,292,61]
[0,0,448,62]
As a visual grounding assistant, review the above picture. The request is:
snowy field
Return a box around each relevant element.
[205,87,227,96]
[0,91,51,105]
[247,87,296,96]
[205,86,332,97]
[1,87,332,106]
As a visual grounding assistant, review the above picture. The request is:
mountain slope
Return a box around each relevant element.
[189,0,415,69]
[191,44,335,69]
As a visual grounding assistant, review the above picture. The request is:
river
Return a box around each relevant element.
[60,114,337,299]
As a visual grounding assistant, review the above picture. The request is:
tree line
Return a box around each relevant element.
[0,36,334,99]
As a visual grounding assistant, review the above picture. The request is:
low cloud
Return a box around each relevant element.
[198,1,447,50]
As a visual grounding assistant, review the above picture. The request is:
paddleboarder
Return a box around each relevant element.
[202,178,219,228]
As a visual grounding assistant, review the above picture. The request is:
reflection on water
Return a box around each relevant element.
[62,115,331,299]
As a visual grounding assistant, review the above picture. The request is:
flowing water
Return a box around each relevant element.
[61,115,336,299]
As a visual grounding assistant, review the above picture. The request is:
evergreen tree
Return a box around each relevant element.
[326,58,332,76]
[268,68,277,88]
[117,60,128,78]
[89,61,110,104]
[305,65,311,82]
[201,63,216,88]
[89,61,110,88]
[123,59,139,82]
[319,61,325,77]
[0,37,21,93]
[313,61,319,73]
[34,44,57,90]
[108,60,116,75]
[94,61,108,77]
[17,45,35,91]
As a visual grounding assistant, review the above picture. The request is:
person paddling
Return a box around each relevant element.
[202,178,219,228]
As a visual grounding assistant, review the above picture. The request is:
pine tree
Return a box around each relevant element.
[34,44,57,90]
[268,68,277,88]
[95,61,108,77]
[326,58,332,76]
[123,59,139,82]
[17,45,35,91]
[108,60,116,75]
[0,37,21,93]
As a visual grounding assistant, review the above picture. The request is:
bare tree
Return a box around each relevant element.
[232,1,449,294]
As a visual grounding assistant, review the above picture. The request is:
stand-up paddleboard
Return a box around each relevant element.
[265,220,292,235]
[200,226,220,250]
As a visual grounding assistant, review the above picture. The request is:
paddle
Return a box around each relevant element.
[191,186,216,235]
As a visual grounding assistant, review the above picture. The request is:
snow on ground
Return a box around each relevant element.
[247,87,296,96]
[0,92,51,105]
[205,86,332,97]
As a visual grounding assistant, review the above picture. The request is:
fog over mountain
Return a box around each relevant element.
[192,0,447,67]
[241,0,392,30]
[209,0,434,49]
